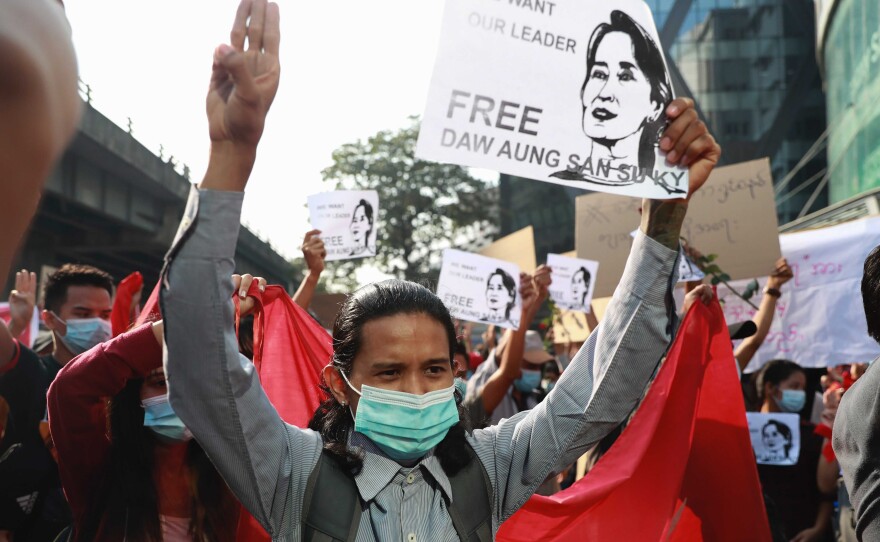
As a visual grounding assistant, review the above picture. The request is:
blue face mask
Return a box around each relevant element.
[340,370,459,462]
[777,389,806,413]
[142,394,192,443]
[514,369,542,393]
[454,377,468,399]
[54,314,112,355]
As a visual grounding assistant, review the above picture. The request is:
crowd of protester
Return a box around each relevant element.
[2,1,880,541]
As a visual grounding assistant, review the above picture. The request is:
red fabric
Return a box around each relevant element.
[110,272,144,337]
[134,280,162,327]
[497,300,771,542]
[234,284,332,541]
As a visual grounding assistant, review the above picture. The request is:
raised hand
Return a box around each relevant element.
[301,229,326,277]
[203,0,281,191]
[659,97,721,199]
[8,269,37,337]
[532,265,553,305]
[767,258,793,290]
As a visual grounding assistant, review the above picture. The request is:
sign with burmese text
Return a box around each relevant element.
[437,249,522,330]
[546,253,598,312]
[721,217,880,372]
[417,0,687,199]
[307,191,379,262]
[577,158,782,297]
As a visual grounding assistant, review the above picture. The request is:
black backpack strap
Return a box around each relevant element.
[302,451,361,542]
[447,444,493,542]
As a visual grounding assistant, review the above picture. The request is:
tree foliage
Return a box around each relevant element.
[321,117,497,289]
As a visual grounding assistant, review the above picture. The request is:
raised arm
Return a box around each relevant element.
[468,97,721,523]
[161,1,320,536]
[478,267,551,415]
[0,0,81,288]
[734,258,792,371]
[292,229,325,310]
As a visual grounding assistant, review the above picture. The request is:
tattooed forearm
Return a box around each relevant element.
[640,199,688,251]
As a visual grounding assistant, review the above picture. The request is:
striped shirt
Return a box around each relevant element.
[161,188,679,541]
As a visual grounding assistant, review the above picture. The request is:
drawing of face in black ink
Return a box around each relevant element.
[349,199,375,255]
[761,420,793,460]
[570,267,591,308]
[582,10,671,170]
[486,269,516,322]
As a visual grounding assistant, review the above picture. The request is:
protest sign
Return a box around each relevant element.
[307,191,379,261]
[0,304,39,349]
[479,226,536,272]
[417,0,688,199]
[746,413,800,466]
[547,253,598,312]
[720,217,880,372]
[577,159,781,297]
[438,249,522,330]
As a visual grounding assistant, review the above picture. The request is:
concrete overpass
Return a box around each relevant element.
[9,101,298,297]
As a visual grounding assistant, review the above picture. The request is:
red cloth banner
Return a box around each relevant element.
[110,272,144,337]
[497,300,770,542]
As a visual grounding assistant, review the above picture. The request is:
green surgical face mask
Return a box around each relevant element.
[338,369,459,462]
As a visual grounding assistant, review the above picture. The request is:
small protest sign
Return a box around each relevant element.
[479,226,537,273]
[438,249,522,330]
[417,0,687,199]
[746,412,800,466]
[547,253,598,312]
[577,159,781,297]
[307,191,379,261]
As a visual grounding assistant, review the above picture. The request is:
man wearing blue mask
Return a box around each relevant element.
[158,1,721,539]
[0,264,113,540]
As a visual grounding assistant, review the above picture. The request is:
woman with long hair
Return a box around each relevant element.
[47,323,239,541]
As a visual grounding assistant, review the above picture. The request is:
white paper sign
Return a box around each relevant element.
[746,412,800,466]
[438,249,522,330]
[307,191,379,261]
[417,0,687,199]
[721,217,880,372]
[546,253,598,312]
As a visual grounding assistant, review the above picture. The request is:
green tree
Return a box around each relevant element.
[321,117,497,289]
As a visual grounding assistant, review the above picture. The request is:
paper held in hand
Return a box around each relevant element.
[416,0,687,199]
[438,249,522,330]
[746,412,800,466]
[546,253,598,313]
[307,191,379,262]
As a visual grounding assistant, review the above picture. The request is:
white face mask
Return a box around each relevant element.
[53,313,112,355]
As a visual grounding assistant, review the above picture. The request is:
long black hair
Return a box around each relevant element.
[351,199,375,248]
[78,379,237,542]
[308,279,473,476]
[761,419,794,457]
[583,10,672,171]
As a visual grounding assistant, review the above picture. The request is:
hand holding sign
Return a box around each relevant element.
[307,191,379,261]
[546,254,598,313]
[8,269,37,336]
[301,230,327,276]
[660,98,721,200]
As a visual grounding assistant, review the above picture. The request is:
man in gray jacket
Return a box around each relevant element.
[834,245,880,541]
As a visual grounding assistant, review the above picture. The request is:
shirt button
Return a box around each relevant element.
[408,534,416,542]
[406,474,415,484]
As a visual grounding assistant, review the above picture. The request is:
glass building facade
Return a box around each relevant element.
[498,0,827,247]
[820,0,880,202]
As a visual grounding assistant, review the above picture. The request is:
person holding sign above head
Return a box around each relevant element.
[551,10,684,196]
[157,0,723,539]
[349,198,375,257]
